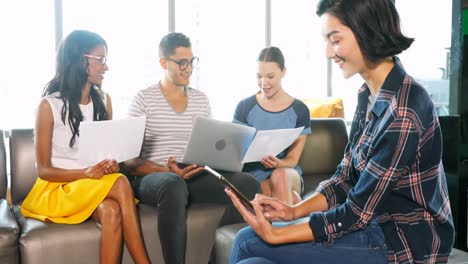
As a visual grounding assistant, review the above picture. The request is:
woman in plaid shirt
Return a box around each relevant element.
[226,0,455,263]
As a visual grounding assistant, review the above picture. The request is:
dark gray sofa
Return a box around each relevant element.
[213,118,468,264]
[4,118,468,263]
[0,130,20,264]
[8,128,228,264]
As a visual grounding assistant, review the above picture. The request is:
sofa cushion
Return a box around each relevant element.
[215,223,248,264]
[302,173,332,197]
[0,200,19,264]
[12,205,101,264]
[9,129,37,205]
[14,202,228,264]
[0,130,19,264]
[299,118,347,177]
[302,97,344,118]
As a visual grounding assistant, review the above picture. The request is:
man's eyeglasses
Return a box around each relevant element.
[84,54,107,65]
[166,57,199,71]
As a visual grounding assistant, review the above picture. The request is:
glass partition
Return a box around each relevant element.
[176,0,265,120]
[0,1,55,129]
[63,0,168,119]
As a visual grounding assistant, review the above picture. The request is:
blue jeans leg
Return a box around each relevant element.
[237,257,277,264]
[230,220,388,264]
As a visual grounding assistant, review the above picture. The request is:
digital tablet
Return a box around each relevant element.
[204,166,254,212]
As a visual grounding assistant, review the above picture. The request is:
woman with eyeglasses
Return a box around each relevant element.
[20,30,150,264]
[226,0,454,263]
[233,46,311,206]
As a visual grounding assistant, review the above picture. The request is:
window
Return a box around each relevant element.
[0,1,456,128]
[0,1,55,129]
[176,0,265,121]
[62,0,168,119]
[330,65,362,121]
[271,0,328,101]
[396,0,452,116]
[330,1,453,121]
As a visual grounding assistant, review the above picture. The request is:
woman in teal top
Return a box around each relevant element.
[233,47,311,205]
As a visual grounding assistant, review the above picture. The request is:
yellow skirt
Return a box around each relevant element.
[21,173,122,224]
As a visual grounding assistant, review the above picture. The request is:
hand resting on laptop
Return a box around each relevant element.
[166,156,203,180]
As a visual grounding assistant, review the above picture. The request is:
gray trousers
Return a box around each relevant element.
[128,168,259,264]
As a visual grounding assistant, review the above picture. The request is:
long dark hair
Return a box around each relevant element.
[316,0,414,62]
[43,30,108,147]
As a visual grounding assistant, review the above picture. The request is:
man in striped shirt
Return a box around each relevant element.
[121,32,259,264]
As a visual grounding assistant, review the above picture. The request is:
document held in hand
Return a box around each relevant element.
[79,116,146,167]
[241,126,304,163]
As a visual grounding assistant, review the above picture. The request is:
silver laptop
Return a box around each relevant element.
[183,116,256,172]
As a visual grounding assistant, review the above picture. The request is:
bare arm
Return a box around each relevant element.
[120,157,170,176]
[281,134,307,167]
[273,193,327,244]
[261,134,307,168]
[106,93,113,120]
[270,222,314,244]
[259,191,328,221]
[121,157,203,180]
[35,99,118,182]
[291,191,328,219]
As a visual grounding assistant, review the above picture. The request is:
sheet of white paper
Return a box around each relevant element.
[241,126,304,163]
[79,116,146,167]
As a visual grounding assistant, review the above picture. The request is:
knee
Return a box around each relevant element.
[233,226,257,247]
[113,176,133,197]
[157,173,188,203]
[270,168,288,184]
[98,199,122,227]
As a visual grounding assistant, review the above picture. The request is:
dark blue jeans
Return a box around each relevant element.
[128,169,259,264]
[230,220,388,264]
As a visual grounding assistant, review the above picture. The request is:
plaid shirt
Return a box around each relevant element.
[308,60,454,263]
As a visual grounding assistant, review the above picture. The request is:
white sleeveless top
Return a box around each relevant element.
[43,90,107,169]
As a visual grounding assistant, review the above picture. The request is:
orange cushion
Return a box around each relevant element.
[302,97,344,118]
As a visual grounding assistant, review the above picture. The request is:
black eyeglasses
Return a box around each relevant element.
[166,57,199,70]
[84,54,107,65]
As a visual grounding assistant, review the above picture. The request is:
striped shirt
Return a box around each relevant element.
[308,59,454,263]
[128,82,211,165]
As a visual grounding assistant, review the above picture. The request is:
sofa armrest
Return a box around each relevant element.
[0,199,19,263]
